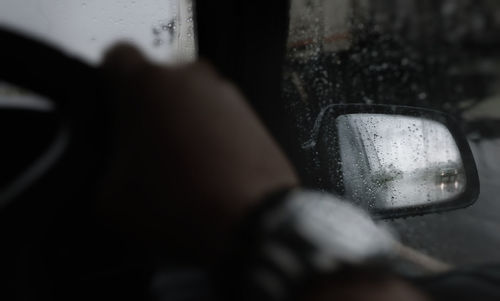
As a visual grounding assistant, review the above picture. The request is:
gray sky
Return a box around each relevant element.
[344,114,461,172]
[0,0,194,65]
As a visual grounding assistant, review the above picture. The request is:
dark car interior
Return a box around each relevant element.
[1,1,499,300]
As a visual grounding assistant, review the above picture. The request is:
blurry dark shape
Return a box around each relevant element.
[0,107,58,190]
[196,0,305,177]
[467,119,500,140]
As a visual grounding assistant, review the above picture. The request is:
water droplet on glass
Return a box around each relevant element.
[153,39,163,47]
[418,92,427,100]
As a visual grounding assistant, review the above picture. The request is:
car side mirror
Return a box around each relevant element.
[315,104,479,219]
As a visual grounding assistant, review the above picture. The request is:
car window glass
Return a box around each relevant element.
[0,0,196,65]
[284,0,500,267]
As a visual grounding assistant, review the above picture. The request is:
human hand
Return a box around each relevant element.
[97,45,299,262]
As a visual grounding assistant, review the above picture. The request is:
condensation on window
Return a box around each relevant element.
[0,0,197,65]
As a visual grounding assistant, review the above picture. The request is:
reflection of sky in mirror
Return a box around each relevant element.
[337,114,465,209]
[346,114,461,173]
[0,0,193,64]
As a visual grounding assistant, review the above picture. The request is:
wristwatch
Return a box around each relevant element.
[218,189,397,301]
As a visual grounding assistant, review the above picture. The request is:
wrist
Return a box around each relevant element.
[216,188,397,301]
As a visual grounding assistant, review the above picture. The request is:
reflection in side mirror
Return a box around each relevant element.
[318,105,479,219]
[338,114,465,210]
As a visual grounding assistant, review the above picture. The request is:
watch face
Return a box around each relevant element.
[249,190,398,301]
[278,190,397,266]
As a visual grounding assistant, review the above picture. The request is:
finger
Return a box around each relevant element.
[102,43,150,77]
[184,59,220,78]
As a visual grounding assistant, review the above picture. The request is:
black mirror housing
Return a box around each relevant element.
[312,104,479,219]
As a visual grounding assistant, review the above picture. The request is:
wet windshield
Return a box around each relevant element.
[284,0,500,266]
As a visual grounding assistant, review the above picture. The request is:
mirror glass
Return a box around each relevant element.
[336,114,466,210]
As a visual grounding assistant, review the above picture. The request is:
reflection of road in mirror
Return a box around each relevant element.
[337,114,466,210]
[376,168,466,209]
